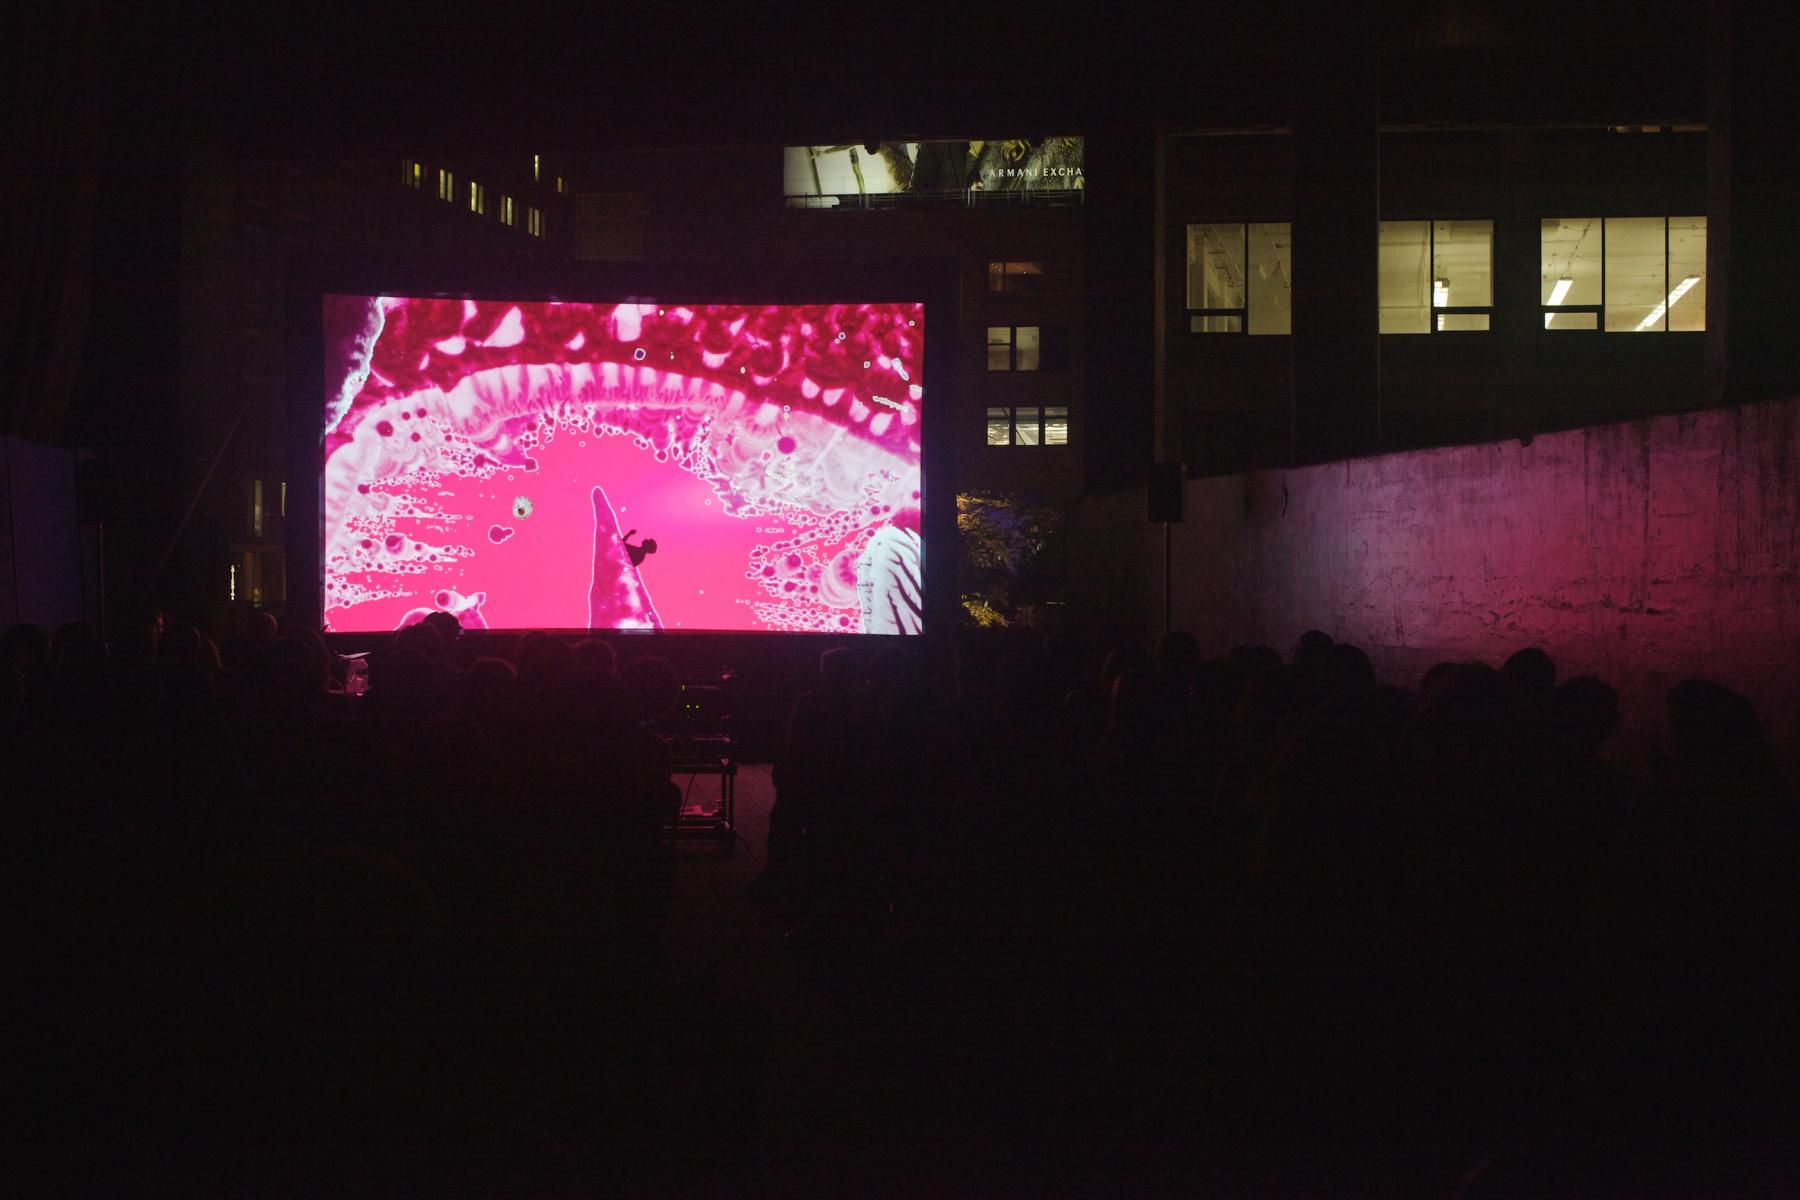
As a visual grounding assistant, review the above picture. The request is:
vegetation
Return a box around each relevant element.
[955,490,1065,629]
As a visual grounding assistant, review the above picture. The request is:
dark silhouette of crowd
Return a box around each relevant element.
[6,613,1797,1195]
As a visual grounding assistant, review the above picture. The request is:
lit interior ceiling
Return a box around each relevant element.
[1541,217,1600,292]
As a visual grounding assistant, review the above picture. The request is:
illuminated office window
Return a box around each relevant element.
[1380,219,1492,332]
[985,325,1067,371]
[402,160,423,188]
[527,206,543,238]
[500,195,515,226]
[986,406,1070,447]
[1542,217,1706,332]
[555,175,567,194]
[1432,220,1491,330]
[469,180,487,215]
[250,479,264,539]
[987,257,1072,293]
[1604,216,1706,332]
[1380,221,1430,333]
[1604,218,1666,331]
[436,168,454,201]
[533,153,541,182]
[1540,218,1603,329]
[1666,218,1706,332]
[279,480,287,517]
[1186,222,1291,334]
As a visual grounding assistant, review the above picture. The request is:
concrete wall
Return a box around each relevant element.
[1089,396,1800,778]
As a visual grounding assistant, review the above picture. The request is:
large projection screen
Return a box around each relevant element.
[321,296,925,634]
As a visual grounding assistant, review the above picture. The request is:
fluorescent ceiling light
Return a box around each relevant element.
[1547,278,1574,306]
[1635,274,1702,330]
[1433,278,1449,308]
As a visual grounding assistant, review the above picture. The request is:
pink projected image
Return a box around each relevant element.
[322,296,924,633]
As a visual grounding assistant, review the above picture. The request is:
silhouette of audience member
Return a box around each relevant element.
[619,655,680,731]
[461,655,521,732]
[571,638,619,681]
[1291,629,1334,702]
[1501,646,1557,701]
[1659,678,1793,823]
[752,647,873,901]
[515,632,578,712]
[368,647,439,720]
[1587,678,1798,1114]
[421,610,463,655]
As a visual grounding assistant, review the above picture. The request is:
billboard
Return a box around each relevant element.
[321,295,925,634]
[784,137,1084,207]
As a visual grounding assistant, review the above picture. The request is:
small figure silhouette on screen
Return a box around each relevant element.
[622,529,658,568]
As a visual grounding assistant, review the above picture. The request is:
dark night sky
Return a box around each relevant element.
[139,2,1706,164]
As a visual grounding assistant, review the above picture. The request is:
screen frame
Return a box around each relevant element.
[287,256,959,644]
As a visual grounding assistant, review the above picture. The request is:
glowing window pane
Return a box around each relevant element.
[1432,220,1492,310]
[1540,217,1601,306]
[1004,259,1048,293]
[1191,314,1242,333]
[986,408,1013,445]
[1605,217,1666,331]
[1188,224,1246,311]
[1014,407,1042,445]
[986,326,1012,371]
[987,261,1006,292]
[1668,217,1706,332]
[1379,220,1430,333]
[1044,406,1069,445]
[1014,326,1041,371]
[1246,222,1292,335]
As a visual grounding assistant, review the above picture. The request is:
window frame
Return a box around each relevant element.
[984,324,1067,371]
[1540,217,1604,332]
[1539,216,1705,334]
[986,256,1073,294]
[1381,218,1496,334]
[1185,220,1292,336]
[985,405,1069,447]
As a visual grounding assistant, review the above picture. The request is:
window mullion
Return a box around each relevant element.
[1428,220,1437,335]
[1664,217,1672,332]
[1242,223,1252,330]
